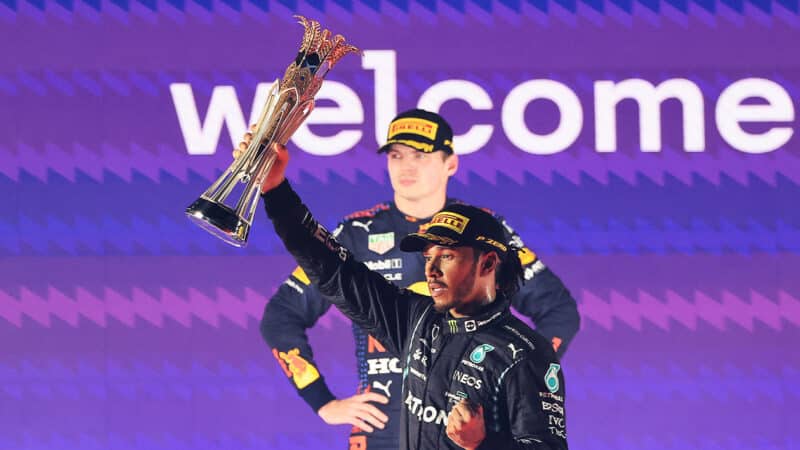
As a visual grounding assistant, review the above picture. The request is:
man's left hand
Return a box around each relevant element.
[446,399,485,450]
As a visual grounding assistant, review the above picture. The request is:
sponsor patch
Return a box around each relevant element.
[518,247,537,265]
[364,257,402,271]
[305,218,348,262]
[351,220,372,232]
[429,212,469,235]
[545,363,561,393]
[524,260,547,281]
[453,370,483,389]
[276,348,320,389]
[539,391,564,402]
[405,392,448,425]
[409,366,427,381]
[368,232,395,255]
[464,320,477,332]
[469,344,495,364]
[460,359,484,372]
[367,356,402,375]
[476,235,508,252]
[444,391,468,405]
[508,343,524,360]
[291,266,310,285]
[541,399,564,416]
[372,379,393,398]
[389,117,438,140]
[448,320,458,333]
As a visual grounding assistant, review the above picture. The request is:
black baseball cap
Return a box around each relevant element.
[399,204,510,259]
[377,109,454,155]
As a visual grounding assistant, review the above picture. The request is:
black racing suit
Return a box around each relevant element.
[262,180,569,450]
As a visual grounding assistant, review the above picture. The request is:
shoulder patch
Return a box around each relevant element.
[518,247,537,266]
[291,266,310,285]
[344,203,391,221]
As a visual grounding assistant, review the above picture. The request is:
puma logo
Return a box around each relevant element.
[508,343,524,360]
[351,220,373,232]
[372,379,393,398]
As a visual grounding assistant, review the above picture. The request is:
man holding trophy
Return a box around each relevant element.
[254,109,579,449]
[254,139,570,449]
[186,16,576,450]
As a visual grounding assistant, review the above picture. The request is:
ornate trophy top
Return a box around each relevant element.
[185,16,359,247]
[282,16,361,102]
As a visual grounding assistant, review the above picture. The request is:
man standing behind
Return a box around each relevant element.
[251,109,579,449]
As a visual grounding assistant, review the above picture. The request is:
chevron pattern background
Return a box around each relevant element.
[2,3,799,449]
[1,0,799,24]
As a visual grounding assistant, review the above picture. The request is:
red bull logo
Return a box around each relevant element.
[275,348,321,389]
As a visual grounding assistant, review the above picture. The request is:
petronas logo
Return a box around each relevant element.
[545,363,561,393]
[469,344,495,364]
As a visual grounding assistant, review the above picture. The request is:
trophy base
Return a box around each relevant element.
[186,197,251,248]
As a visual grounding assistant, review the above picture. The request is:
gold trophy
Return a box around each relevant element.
[186,16,360,247]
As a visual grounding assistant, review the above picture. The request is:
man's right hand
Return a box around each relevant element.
[233,124,289,194]
[317,392,390,432]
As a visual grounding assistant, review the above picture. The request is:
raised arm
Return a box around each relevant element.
[260,145,426,355]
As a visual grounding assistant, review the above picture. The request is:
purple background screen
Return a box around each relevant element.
[2,3,799,450]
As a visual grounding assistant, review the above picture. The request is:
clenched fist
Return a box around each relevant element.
[446,399,485,450]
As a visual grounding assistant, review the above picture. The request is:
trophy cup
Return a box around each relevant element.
[185,16,360,247]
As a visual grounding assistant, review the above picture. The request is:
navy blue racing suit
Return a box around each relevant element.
[261,191,578,449]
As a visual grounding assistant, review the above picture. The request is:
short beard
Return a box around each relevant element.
[432,260,478,313]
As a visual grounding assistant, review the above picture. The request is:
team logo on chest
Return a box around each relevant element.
[368,232,395,255]
[469,344,495,364]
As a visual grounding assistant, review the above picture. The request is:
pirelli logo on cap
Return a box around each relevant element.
[429,212,469,235]
[388,118,438,141]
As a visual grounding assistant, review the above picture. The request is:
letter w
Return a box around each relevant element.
[170,83,248,155]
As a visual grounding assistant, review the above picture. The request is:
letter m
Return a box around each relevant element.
[594,78,705,152]
[170,83,248,155]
